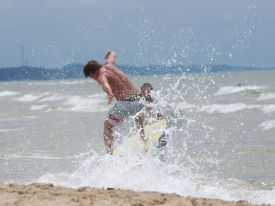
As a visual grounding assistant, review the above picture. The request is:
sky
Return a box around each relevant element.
[0,0,275,68]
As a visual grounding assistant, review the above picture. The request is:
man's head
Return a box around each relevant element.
[83,60,102,79]
[105,50,116,65]
[141,83,153,102]
[141,83,153,93]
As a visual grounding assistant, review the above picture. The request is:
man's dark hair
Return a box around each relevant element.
[141,83,153,90]
[83,60,102,77]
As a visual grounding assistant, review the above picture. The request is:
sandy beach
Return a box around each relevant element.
[0,183,270,206]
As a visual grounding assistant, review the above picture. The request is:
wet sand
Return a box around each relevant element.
[0,183,270,206]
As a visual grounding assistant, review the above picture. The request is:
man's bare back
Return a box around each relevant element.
[98,64,139,101]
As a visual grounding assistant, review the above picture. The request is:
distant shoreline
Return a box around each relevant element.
[0,64,274,81]
[0,183,266,206]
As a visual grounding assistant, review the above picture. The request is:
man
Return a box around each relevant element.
[141,83,154,104]
[140,83,167,149]
[140,83,163,119]
[83,60,145,154]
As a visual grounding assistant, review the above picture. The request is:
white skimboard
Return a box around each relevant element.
[113,119,167,156]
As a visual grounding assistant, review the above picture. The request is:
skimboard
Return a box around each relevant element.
[112,119,167,156]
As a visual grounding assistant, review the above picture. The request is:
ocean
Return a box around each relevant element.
[0,69,275,204]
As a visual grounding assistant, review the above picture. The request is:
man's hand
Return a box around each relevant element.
[108,94,113,104]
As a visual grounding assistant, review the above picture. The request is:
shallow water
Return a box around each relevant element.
[0,70,275,204]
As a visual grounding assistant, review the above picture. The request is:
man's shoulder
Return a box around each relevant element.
[104,63,118,70]
[100,64,125,78]
[99,65,109,74]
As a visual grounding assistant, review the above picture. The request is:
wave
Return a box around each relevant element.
[30,104,52,111]
[262,104,275,113]
[257,93,275,101]
[0,90,19,97]
[39,95,65,102]
[215,85,266,96]
[2,154,74,160]
[259,120,275,131]
[14,93,51,102]
[13,92,109,113]
[25,79,88,86]
[200,103,275,114]
[58,80,88,85]
[0,128,23,132]
[37,152,275,205]
[60,94,110,113]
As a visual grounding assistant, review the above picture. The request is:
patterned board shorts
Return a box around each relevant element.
[107,98,145,126]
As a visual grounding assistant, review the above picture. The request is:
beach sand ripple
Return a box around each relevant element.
[0,183,270,206]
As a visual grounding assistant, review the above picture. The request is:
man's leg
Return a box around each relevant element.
[103,120,114,154]
[135,113,145,142]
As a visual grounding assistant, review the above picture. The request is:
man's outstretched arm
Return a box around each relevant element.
[98,76,114,104]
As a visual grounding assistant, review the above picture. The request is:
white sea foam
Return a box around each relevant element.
[259,120,275,131]
[39,94,65,102]
[15,93,109,112]
[200,103,275,114]
[0,90,19,97]
[26,79,89,86]
[200,103,256,113]
[215,85,266,96]
[14,93,50,102]
[4,154,74,160]
[38,153,275,205]
[59,80,86,85]
[177,102,195,110]
[27,80,83,86]
[257,93,275,101]
[0,128,23,132]
[30,104,51,111]
[61,94,109,113]
[261,104,275,113]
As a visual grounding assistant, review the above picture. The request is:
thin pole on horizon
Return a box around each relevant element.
[20,45,25,67]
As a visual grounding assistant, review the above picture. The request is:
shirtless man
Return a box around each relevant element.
[83,60,144,154]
